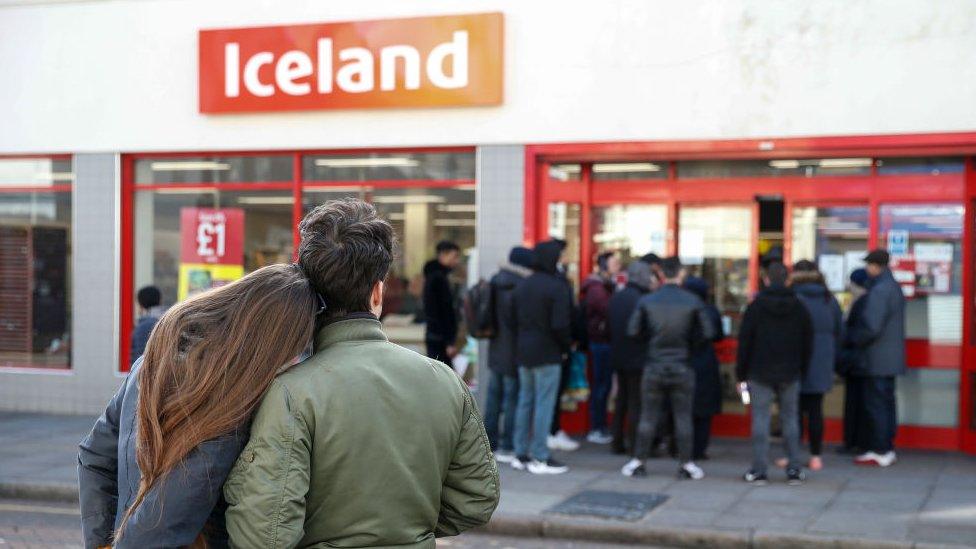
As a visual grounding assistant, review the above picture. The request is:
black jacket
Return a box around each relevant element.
[838,292,871,376]
[736,285,814,385]
[488,262,532,376]
[691,302,725,417]
[422,259,458,344]
[627,284,715,372]
[514,241,573,367]
[78,359,245,549]
[608,283,648,372]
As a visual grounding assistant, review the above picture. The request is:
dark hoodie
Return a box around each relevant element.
[488,248,534,376]
[422,259,457,344]
[736,284,813,385]
[514,241,573,368]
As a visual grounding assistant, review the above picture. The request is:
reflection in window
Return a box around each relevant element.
[678,158,871,178]
[0,159,72,369]
[592,162,667,181]
[877,157,964,175]
[593,205,668,263]
[135,156,293,184]
[548,164,581,182]
[303,152,474,182]
[791,206,869,310]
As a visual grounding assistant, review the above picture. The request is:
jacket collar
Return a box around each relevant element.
[315,315,388,351]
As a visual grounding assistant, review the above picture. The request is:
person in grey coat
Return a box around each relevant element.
[789,261,843,471]
[854,249,906,467]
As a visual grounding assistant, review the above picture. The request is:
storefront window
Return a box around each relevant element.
[303,152,474,182]
[791,205,869,310]
[897,369,959,427]
[548,164,581,182]
[592,162,668,181]
[0,158,72,369]
[134,155,293,184]
[876,157,964,175]
[678,158,872,179]
[593,204,668,262]
[547,202,581,290]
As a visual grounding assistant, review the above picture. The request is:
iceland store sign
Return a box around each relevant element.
[199,13,503,113]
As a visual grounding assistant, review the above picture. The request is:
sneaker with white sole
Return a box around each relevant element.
[586,430,613,445]
[621,458,646,477]
[786,467,805,485]
[855,451,896,467]
[510,455,530,471]
[494,449,517,464]
[679,461,705,480]
[743,469,768,485]
[547,430,580,452]
[528,458,569,475]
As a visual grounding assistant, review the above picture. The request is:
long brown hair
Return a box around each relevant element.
[116,263,317,544]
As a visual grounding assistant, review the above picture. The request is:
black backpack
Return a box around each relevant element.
[463,279,497,339]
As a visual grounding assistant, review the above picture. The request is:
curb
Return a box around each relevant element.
[0,480,78,503]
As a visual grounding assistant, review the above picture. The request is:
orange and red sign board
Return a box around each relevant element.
[199,12,504,114]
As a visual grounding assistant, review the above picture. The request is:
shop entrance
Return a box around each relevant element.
[527,142,974,451]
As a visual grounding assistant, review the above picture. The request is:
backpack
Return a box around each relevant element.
[463,279,497,339]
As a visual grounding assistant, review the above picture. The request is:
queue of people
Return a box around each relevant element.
[479,240,908,482]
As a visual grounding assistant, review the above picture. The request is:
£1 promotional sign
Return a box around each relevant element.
[178,208,245,300]
[199,12,503,114]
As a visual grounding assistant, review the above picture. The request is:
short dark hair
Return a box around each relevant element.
[137,286,161,309]
[640,253,662,266]
[661,256,683,279]
[298,199,396,319]
[766,262,789,286]
[793,259,817,272]
[597,251,615,271]
[436,240,460,254]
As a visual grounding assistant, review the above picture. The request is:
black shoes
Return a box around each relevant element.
[743,469,769,485]
[786,468,805,485]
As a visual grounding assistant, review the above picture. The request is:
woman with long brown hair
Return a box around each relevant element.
[78,263,318,548]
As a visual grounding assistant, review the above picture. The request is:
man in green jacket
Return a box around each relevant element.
[224,199,499,548]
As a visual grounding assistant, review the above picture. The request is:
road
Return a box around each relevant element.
[0,498,645,548]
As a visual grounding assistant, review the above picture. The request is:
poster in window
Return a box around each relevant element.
[178,207,245,300]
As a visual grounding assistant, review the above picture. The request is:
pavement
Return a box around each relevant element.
[2,411,976,548]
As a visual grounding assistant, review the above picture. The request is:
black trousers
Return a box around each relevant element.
[863,376,897,453]
[692,414,713,460]
[799,393,824,456]
[634,365,695,463]
[611,370,643,453]
[843,375,866,450]
[425,339,451,365]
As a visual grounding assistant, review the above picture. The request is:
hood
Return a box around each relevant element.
[499,261,533,279]
[508,246,535,269]
[792,282,827,299]
[625,261,653,292]
[683,275,709,301]
[423,259,451,277]
[533,240,563,274]
[757,285,799,316]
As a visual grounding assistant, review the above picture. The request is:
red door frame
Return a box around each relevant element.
[525,132,976,452]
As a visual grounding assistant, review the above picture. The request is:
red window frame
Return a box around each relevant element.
[525,132,976,452]
[119,146,475,371]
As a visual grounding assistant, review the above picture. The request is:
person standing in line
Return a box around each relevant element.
[423,240,462,364]
[854,249,906,467]
[608,260,654,455]
[683,276,725,462]
[621,257,714,480]
[787,260,843,472]
[130,285,164,364]
[582,251,621,444]
[484,246,534,464]
[511,240,574,475]
[737,262,813,486]
[837,268,872,454]
[547,239,582,453]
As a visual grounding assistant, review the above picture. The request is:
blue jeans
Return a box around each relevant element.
[513,364,562,461]
[484,370,519,451]
[588,343,613,432]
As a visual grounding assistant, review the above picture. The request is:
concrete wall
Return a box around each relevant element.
[0,154,123,414]
[2,0,975,154]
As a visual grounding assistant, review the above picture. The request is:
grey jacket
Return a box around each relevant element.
[860,269,907,377]
[77,358,246,549]
[627,284,715,372]
[793,283,844,394]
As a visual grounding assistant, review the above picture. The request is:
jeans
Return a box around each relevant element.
[484,370,519,452]
[588,343,613,432]
[514,364,562,461]
[863,376,897,454]
[611,370,642,453]
[799,393,824,456]
[634,365,695,463]
[750,380,801,475]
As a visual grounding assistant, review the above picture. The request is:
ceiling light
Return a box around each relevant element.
[818,158,872,168]
[769,160,800,169]
[437,204,477,213]
[314,157,419,168]
[593,163,661,173]
[235,196,294,205]
[371,195,446,204]
[151,161,231,171]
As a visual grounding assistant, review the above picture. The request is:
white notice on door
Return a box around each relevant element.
[819,254,845,292]
[913,242,953,263]
[678,229,705,266]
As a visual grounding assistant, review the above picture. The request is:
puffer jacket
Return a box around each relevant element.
[792,280,843,394]
[488,262,532,377]
[627,283,715,372]
[223,316,499,548]
[859,269,907,377]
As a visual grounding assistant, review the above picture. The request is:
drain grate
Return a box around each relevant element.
[546,490,669,521]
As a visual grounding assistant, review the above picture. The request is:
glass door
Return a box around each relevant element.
[592,204,669,263]
[547,201,582,292]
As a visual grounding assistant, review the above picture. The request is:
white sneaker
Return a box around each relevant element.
[855,451,896,467]
[679,462,705,480]
[547,430,580,452]
[527,458,569,475]
[586,430,613,445]
[621,458,645,477]
[494,450,516,464]
[510,455,529,471]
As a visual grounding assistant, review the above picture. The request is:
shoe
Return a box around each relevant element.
[547,430,580,452]
[510,455,530,471]
[743,470,768,485]
[808,455,823,471]
[678,462,705,480]
[621,458,646,478]
[494,449,517,464]
[528,458,569,475]
[786,468,805,485]
[774,457,788,469]
[855,451,896,467]
[586,430,614,445]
